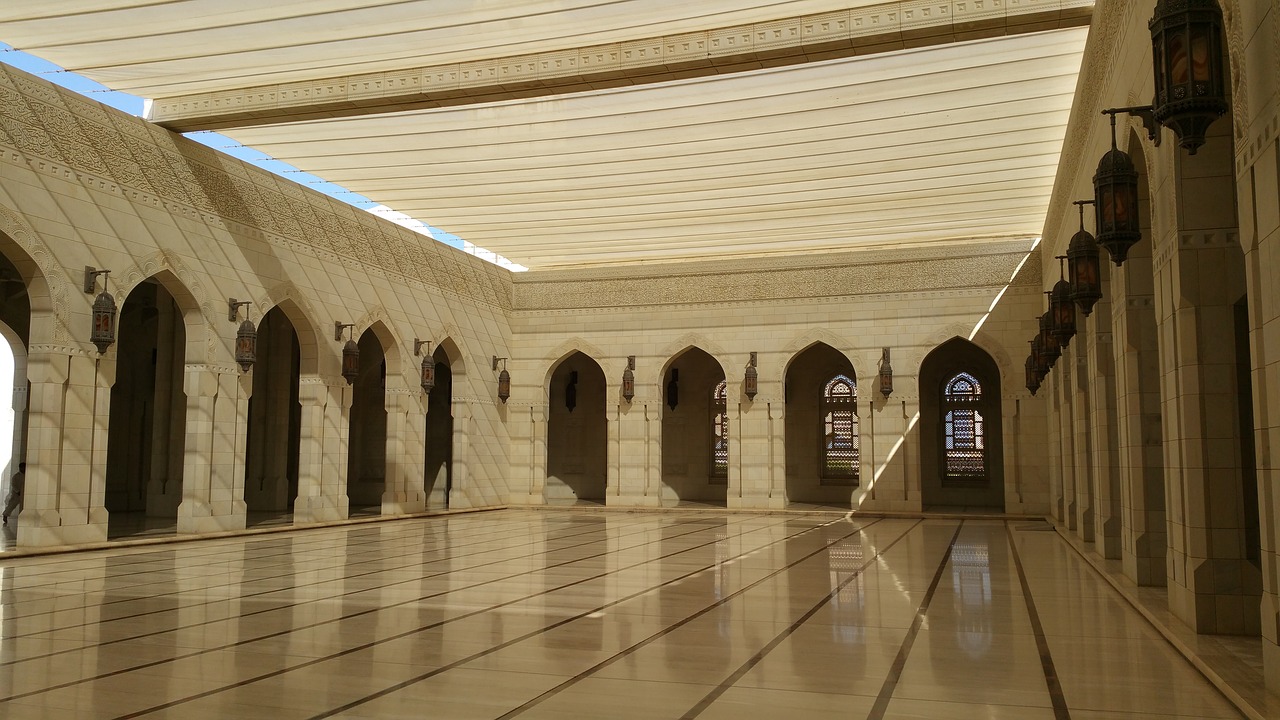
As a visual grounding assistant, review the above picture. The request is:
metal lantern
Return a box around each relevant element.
[1094,112,1142,266]
[1150,0,1228,154]
[84,266,117,354]
[744,352,758,400]
[1067,200,1103,316]
[493,356,510,404]
[667,368,679,411]
[1051,256,1076,349]
[228,298,256,373]
[622,356,635,403]
[1025,351,1041,396]
[1039,307,1061,366]
[91,287,117,354]
[1032,335,1050,375]
[335,322,358,384]
[878,347,894,398]
[414,339,435,394]
[235,319,257,373]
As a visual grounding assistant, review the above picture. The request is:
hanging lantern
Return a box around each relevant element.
[667,368,680,411]
[228,298,256,373]
[744,352,758,400]
[415,338,435,394]
[342,339,360,384]
[1150,0,1228,154]
[91,287,117,354]
[1051,256,1076,349]
[493,356,510,404]
[83,266,117,354]
[1039,307,1061,366]
[1032,335,1050,375]
[1094,112,1142,266]
[235,318,257,373]
[622,356,635,403]
[1025,352,1040,396]
[878,347,893,398]
[1068,200,1103,316]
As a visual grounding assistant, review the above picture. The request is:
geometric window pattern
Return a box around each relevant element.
[711,380,728,481]
[943,372,986,479]
[821,374,859,481]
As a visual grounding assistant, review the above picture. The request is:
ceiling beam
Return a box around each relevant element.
[150,0,1092,132]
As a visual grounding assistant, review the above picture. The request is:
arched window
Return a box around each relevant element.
[711,380,728,481]
[943,372,985,482]
[822,374,859,482]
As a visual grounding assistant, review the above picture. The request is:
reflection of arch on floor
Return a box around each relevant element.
[545,351,607,505]
[919,337,1004,511]
[105,274,199,539]
[659,346,726,507]
[348,326,389,516]
[783,342,858,508]
[425,337,463,509]
[244,306,302,528]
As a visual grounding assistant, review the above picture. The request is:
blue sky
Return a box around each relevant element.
[0,43,526,267]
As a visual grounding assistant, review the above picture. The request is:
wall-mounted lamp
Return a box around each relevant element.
[83,266,117,354]
[1067,200,1102,316]
[1039,296,1061,367]
[492,356,510,404]
[878,348,894,398]
[744,352,758,400]
[667,368,679,411]
[622,356,635,403]
[1051,257,1076,349]
[414,338,435,394]
[1093,109,1144,266]
[228,298,257,373]
[1026,341,1041,395]
[1150,0,1228,154]
[335,322,358,384]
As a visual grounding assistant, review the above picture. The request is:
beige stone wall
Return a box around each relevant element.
[508,243,1049,513]
[0,63,516,544]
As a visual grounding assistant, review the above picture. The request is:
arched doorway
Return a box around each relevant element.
[919,338,1004,510]
[424,343,454,509]
[104,278,188,537]
[545,351,607,505]
[783,342,859,507]
[660,347,726,506]
[243,306,302,526]
[0,250,29,540]
[347,327,387,516]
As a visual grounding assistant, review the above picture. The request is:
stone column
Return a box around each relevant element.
[1046,372,1066,524]
[381,385,424,514]
[731,390,779,510]
[1154,128,1258,633]
[294,375,348,523]
[613,399,650,506]
[448,399,471,509]
[1083,296,1123,559]
[18,348,109,546]
[1071,349,1095,542]
[767,401,786,507]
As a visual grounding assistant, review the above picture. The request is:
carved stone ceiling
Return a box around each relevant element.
[1,1,1093,270]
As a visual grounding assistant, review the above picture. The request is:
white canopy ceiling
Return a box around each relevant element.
[1,2,1091,270]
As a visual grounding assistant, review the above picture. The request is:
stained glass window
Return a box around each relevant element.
[711,380,728,480]
[943,372,985,479]
[822,374,859,481]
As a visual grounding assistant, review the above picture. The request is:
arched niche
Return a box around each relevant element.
[919,337,1004,510]
[545,351,607,505]
[347,325,389,514]
[243,305,302,525]
[659,346,726,506]
[425,337,463,509]
[783,342,859,507]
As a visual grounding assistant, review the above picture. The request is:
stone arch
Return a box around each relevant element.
[258,284,323,376]
[539,337,607,389]
[918,337,1005,510]
[354,310,402,378]
[544,350,609,505]
[659,345,728,506]
[921,327,1011,384]
[118,267,208,364]
[782,339,859,386]
[434,336,466,379]
[0,203,67,346]
[654,337,728,389]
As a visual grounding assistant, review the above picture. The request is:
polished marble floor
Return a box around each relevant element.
[0,510,1245,719]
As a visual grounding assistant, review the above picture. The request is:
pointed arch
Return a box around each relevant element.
[919,337,1004,510]
[0,203,67,346]
[258,283,323,375]
[119,268,209,364]
[782,340,858,385]
[652,334,728,388]
[540,337,607,387]
[354,313,402,377]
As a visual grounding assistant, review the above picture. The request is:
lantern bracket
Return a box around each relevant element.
[414,338,432,356]
[335,321,354,342]
[228,298,252,323]
[83,266,110,294]
[493,356,506,372]
[626,355,635,371]
[1102,106,1160,147]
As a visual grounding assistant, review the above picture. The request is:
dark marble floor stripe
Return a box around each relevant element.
[865,521,964,720]
[1006,520,1072,720]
